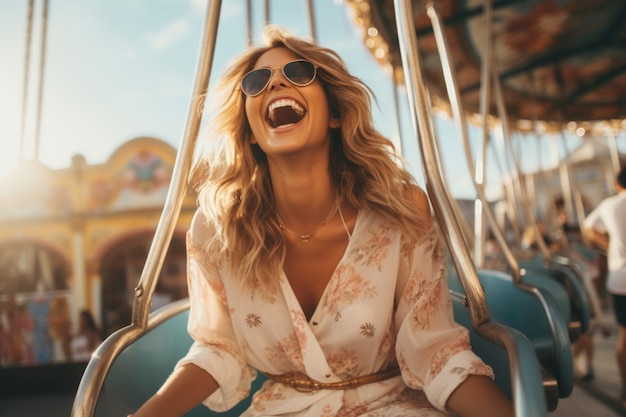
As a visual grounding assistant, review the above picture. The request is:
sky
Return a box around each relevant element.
[0,1,413,171]
[0,0,622,201]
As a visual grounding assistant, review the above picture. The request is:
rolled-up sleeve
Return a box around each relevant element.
[395,223,493,411]
[175,211,256,412]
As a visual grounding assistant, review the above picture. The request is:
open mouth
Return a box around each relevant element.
[266,99,306,128]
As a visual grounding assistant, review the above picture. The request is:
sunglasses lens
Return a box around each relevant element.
[284,60,316,86]
[241,61,317,96]
[241,68,272,96]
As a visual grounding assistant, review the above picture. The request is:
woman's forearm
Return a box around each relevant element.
[132,363,219,417]
[447,375,514,417]
[583,227,609,251]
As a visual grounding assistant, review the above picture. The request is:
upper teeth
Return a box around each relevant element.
[268,99,304,116]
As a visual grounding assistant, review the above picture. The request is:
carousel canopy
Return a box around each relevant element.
[347,0,626,130]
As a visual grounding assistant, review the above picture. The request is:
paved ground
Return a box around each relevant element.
[550,308,626,417]
[0,391,75,417]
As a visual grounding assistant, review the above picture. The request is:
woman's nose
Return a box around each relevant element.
[267,68,289,91]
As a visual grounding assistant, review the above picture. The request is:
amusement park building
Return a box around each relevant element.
[521,135,625,231]
[0,136,195,367]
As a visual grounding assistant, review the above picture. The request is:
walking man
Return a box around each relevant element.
[584,166,626,408]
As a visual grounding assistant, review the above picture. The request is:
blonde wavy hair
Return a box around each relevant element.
[192,25,430,285]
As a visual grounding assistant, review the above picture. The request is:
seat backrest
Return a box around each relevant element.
[515,269,575,339]
[550,257,592,333]
[520,256,591,336]
[450,292,548,417]
[93,305,264,417]
[448,267,573,401]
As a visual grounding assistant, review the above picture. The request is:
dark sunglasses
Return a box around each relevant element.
[240,59,317,97]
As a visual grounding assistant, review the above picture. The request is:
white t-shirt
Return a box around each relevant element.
[584,191,626,294]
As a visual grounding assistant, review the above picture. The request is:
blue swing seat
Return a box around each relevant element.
[520,253,592,339]
[91,300,265,417]
[448,267,573,408]
[79,294,548,417]
[449,291,547,417]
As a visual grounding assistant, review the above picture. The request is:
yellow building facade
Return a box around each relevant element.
[0,137,196,366]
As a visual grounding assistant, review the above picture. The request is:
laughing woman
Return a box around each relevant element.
[130,25,513,417]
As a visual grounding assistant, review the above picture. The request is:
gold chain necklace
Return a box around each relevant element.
[278,200,340,243]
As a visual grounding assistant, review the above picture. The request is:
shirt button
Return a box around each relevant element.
[325,373,331,378]
[312,321,318,326]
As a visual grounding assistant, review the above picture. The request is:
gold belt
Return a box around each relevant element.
[263,367,401,392]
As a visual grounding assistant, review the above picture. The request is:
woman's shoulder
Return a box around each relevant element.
[404,184,431,216]
[366,183,434,238]
[189,209,217,248]
[399,184,437,239]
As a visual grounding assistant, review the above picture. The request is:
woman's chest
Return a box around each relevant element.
[283,237,348,321]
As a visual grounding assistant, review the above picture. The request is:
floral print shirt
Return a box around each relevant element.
[176,209,493,416]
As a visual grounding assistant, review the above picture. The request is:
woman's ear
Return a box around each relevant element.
[329,115,340,129]
[250,134,258,144]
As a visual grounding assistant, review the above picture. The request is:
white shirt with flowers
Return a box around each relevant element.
[176,208,493,416]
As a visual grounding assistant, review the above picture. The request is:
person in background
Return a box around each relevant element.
[48,295,73,361]
[130,25,513,417]
[70,309,102,362]
[583,165,626,407]
[553,198,600,381]
[9,298,34,365]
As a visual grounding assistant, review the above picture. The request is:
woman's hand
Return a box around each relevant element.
[131,363,219,417]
